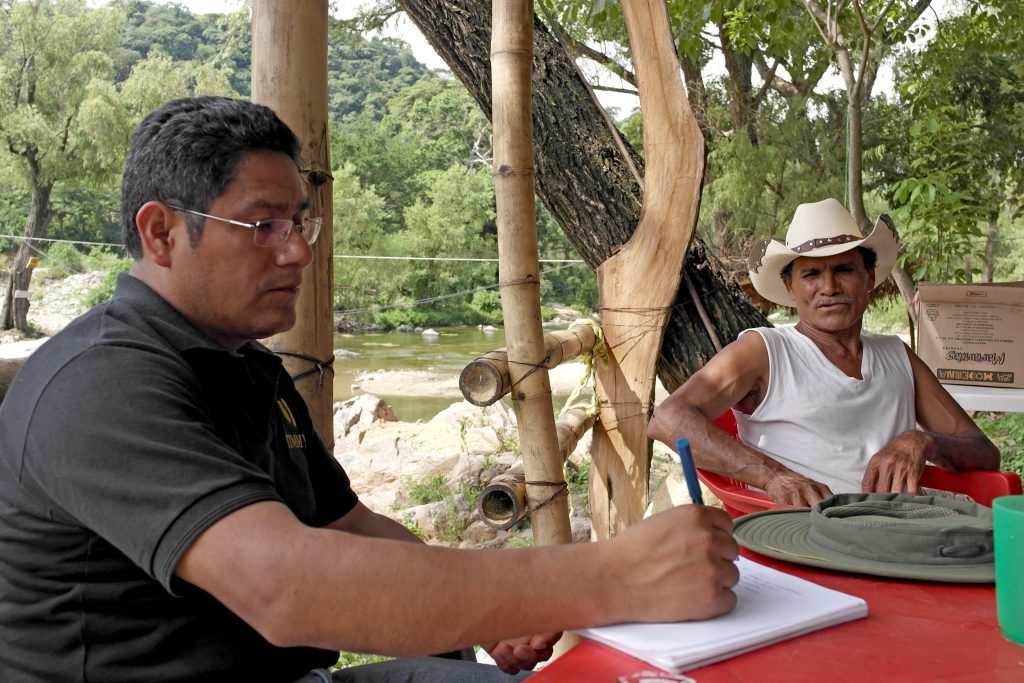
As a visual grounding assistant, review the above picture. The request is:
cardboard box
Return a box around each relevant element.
[916,282,1024,389]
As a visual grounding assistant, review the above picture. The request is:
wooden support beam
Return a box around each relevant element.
[477,407,596,529]
[588,0,705,539]
[491,0,572,550]
[459,324,598,405]
[251,0,335,444]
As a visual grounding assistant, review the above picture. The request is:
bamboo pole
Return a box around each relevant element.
[459,324,598,405]
[478,408,596,529]
[491,0,571,549]
[251,0,335,445]
[588,0,705,538]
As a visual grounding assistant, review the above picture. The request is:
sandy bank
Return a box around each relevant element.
[351,361,670,403]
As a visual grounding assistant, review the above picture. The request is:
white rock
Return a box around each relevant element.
[332,394,397,444]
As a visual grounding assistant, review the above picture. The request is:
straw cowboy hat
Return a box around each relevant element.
[733,493,994,583]
[747,198,900,307]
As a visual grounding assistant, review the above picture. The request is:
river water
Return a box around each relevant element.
[332,326,510,421]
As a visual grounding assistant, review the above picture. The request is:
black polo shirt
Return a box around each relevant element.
[0,273,358,682]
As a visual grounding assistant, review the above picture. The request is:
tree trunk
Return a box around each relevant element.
[1,183,53,331]
[982,219,997,283]
[398,0,768,393]
[718,31,758,145]
[891,264,918,330]
[800,0,934,323]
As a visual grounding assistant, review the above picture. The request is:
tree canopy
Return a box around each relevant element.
[1,0,1021,333]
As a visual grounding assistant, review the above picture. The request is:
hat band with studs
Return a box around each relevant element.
[789,233,861,253]
[747,233,865,273]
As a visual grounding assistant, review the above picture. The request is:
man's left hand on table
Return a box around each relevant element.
[482,632,561,674]
[862,430,930,494]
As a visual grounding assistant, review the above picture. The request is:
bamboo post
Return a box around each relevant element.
[588,0,705,539]
[459,324,598,405]
[477,407,596,529]
[251,0,335,444]
[491,0,572,548]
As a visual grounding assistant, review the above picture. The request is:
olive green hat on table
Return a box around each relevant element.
[733,492,995,583]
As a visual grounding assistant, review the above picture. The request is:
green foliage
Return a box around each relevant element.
[364,302,493,330]
[80,48,238,175]
[332,77,491,235]
[400,473,485,546]
[83,246,131,272]
[333,651,391,670]
[863,295,911,335]
[889,176,985,283]
[618,111,643,151]
[405,474,449,505]
[329,35,430,124]
[0,0,237,323]
[993,212,1024,282]
[974,413,1024,480]
[551,0,1020,293]
[469,289,502,317]
[434,483,480,546]
[333,125,505,326]
[876,7,1024,284]
[6,0,1019,340]
[0,0,125,186]
[0,164,28,250]
[118,0,251,95]
[0,2,597,330]
[495,423,520,456]
[701,92,845,252]
[48,183,121,245]
[565,459,590,515]
[83,253,132,307]
[398,512,427,541]
[41,243,86,280]
[537,205,596,314]
[333,162,387,253]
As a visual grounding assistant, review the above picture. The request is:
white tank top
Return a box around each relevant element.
[734,326,917,494]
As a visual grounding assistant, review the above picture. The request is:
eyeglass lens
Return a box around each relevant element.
[252,218,321,247]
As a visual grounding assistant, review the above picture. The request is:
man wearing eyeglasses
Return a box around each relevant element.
[0,96,740,682]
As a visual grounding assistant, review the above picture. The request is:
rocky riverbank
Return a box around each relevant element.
[333,393,690,548]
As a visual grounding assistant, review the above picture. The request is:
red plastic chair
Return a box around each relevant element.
[698,411,1023,518]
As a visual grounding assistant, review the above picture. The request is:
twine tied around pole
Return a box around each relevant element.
[274,350,335,387]
[558,318,607,418]
[524,479,569,516]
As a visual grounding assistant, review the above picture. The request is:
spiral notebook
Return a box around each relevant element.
[576,556,868,673]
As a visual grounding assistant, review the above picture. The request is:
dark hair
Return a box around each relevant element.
[120,96,300,258]
[780,246,877,280]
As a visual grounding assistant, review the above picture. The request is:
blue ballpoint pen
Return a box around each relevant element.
[675,438,705,506]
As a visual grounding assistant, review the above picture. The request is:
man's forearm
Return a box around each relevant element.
[648,401,786,490]
[183,503,603,655]
[326,501,423,543]
[281,531,611,654]
[178,501,739,657]
[920,428,1000,472]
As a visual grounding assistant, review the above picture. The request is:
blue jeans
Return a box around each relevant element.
[293,658,531,682]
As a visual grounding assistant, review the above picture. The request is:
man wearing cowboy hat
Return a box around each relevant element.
[649,198,999,506]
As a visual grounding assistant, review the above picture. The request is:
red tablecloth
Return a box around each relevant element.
[530,550,1024,683]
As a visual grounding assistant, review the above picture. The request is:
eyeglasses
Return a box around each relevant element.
[167,205,322,247]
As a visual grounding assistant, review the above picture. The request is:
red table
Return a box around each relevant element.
[531,550,1024,683]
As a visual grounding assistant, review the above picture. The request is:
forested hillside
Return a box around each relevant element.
[0,0,590,331]
[1,0,1022,334]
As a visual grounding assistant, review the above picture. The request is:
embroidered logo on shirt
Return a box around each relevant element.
[277,399,306,449]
